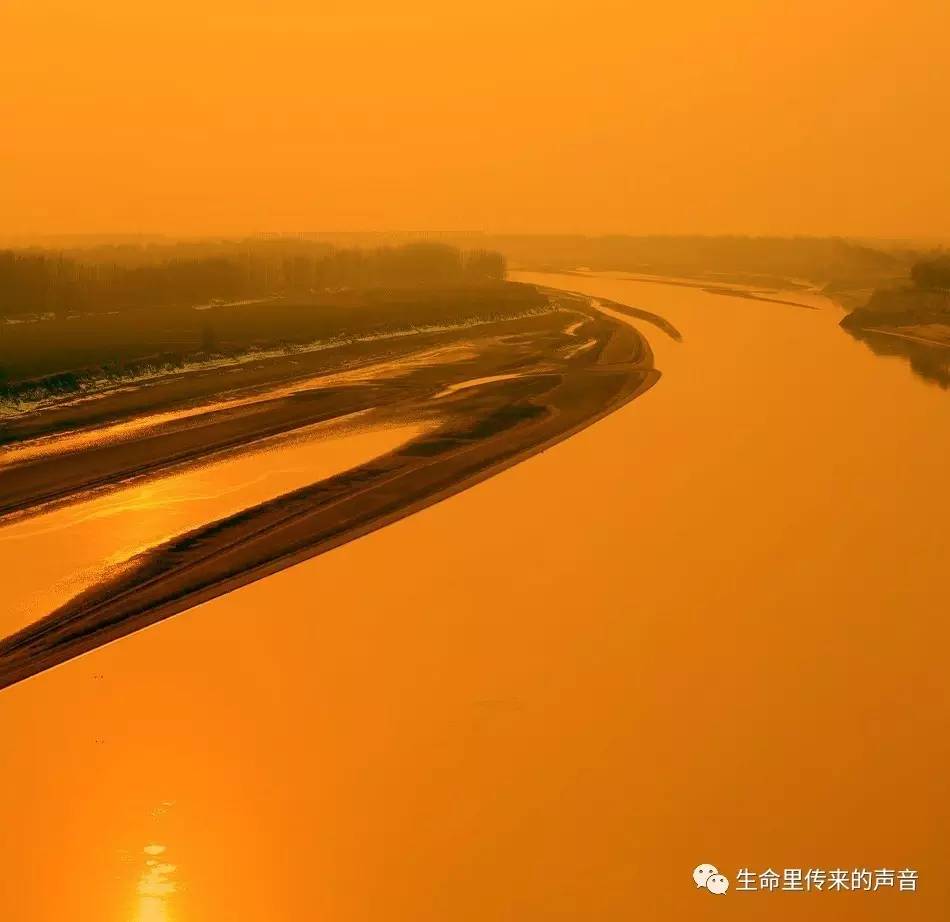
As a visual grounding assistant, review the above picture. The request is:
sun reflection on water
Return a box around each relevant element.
[135,844,177,922]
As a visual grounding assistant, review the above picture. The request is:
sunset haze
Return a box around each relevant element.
[4,0,949,237]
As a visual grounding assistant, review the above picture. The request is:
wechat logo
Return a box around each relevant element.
[694,863,729,895]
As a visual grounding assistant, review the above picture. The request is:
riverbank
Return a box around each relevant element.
[0,289,658,688]
[840,286,950,387]
[554,268,840,311]
[0,283,543,416]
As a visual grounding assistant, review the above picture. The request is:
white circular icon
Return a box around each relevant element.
[693,863,718,888]
[707,873,729,895]
[694,863,729,895]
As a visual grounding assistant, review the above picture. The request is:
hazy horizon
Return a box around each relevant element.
[3,231,950,249]
[5,0,949,240]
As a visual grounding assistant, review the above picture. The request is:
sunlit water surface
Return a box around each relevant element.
[0,420,425,633]
[0,272,947,922]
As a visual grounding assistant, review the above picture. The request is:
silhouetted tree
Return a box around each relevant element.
[201,322,217,353]
[464,249,506,281]
[911,255,950,291]
[0,242,509,318]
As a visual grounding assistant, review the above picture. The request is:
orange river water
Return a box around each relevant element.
[0,271,947,921]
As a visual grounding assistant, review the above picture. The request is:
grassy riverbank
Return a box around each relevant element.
[0,282,545,411]
[839,255,950,387]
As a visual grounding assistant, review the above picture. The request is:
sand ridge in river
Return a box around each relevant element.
[0,291,664,689]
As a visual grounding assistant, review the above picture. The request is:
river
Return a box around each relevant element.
[0,272,947,921]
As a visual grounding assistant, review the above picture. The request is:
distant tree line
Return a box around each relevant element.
[910,254,950,291]
[434,234,909,283]
[0,242,506,318]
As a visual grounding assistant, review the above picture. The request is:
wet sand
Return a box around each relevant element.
[553,269,827,310]
[0,312,558,519]
[0,291,658,689]
[0,421,427,637]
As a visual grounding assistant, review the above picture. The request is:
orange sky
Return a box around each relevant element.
[3,0,948,238]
